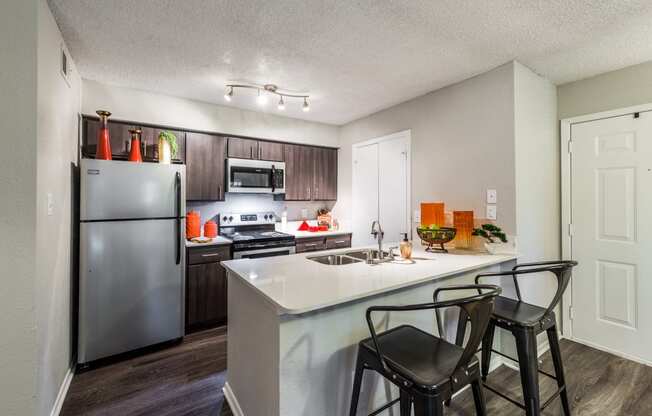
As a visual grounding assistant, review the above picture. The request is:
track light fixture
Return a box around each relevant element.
[224,83,311,112]
[224,86,233,101]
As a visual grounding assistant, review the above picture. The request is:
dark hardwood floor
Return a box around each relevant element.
[61,328,652,416]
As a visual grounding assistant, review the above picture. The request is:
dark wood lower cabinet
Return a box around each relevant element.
[295,234,352,253]
[186,245,231,333]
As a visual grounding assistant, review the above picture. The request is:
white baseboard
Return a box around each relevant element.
[223,382,245,416]
[569,337,652,368]
[50,366,74,416]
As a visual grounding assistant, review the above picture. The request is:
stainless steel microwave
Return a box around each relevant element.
[226,158,285,194]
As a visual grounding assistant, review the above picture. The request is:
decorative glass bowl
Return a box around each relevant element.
[416,227,457,253]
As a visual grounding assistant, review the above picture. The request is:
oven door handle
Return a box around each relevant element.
[234,245,296,258]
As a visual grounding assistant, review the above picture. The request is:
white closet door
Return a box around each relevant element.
[571,111,652,363]
[379,136,409,244]
[352,143,379,247]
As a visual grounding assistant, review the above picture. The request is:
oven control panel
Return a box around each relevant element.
[219,212,277,226]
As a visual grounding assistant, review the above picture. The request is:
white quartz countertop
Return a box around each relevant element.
[222,245,516,315]
[275,221,351,239]
[185,235,232,248]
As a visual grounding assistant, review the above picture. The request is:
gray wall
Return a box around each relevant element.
[335,62,516,234]
[0,0,39,414]
[35,0,83,414]
[558,60,652,119]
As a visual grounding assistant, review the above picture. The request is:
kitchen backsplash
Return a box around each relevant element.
[187,193,335,223]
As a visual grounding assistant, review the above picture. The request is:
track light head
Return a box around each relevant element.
[302,97,310,112]
[224,86,233,102]
[278,96,285,110]
[256,89,267,106]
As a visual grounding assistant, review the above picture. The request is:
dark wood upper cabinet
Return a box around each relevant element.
[227,137,258,159]
[258,141,285,162]
[186,132,226,201]
[313,147,338,200]
[82,118,186,163]
[283,144,313,200]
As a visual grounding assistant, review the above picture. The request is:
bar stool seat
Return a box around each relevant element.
[360,324,480,389]
[492,296,548,327]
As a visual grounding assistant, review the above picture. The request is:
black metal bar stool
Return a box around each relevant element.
[471,260,578,416]
[348,284,502,416]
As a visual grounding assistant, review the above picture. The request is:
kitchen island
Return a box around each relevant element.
[221,246,516,416]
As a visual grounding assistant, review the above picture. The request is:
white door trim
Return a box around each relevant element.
[560,102,652,341]
[352,129,412,239]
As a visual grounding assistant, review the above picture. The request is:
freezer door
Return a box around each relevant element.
[80,159,186,221]
[78,218,185,364]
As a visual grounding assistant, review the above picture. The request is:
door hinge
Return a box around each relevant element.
[634,112,640,119]
[568,223,574,237]
[568,140,573,154]
[569,306,575,321]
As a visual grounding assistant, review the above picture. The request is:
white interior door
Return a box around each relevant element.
[570,111,652,364]
[352,143,379,247]
[352,131,410,247]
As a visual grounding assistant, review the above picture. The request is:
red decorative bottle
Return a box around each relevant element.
[128,128,143,162]
[95,110,112,160]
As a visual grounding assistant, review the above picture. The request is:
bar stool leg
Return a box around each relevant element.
[471,377,488,416]
[547,326,571,416]
[348,354,365,416]
[399,390,412,416]
[514,327,541,416]
[481,320,496,381]
[413,395,444,416]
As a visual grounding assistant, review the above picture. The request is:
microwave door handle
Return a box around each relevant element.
[271,165,276,193]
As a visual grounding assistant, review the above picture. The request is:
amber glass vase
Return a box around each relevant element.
[421,202,445,227]
[95,110,112,160]
[453,211,474,249]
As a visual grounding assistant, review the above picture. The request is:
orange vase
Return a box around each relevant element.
[421,202,445,227]
[453,211,474,249]
[128,128,143,162]
[95,110,112,160]
[204,220,217,238]
[186,211,201,239]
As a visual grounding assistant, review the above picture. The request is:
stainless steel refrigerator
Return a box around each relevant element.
[78,159,185,365]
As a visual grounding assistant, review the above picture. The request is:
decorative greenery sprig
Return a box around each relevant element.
[472,224,507,243]
[158,131,178,158]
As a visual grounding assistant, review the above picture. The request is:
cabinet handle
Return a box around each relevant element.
[218,185,222,199]
[304,243,318,247]
[307,187,311,200]
[201,253,222,257]
[250,146,253,159]
[335,240,347,244]
[258,146,261,160]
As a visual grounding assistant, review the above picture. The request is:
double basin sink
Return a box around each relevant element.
[308,249,390,266]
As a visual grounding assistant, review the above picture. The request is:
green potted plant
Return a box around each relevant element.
[472,224,513,254]
[158,131,178,164]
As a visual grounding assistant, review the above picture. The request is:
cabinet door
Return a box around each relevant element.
[227,137,259,159]
[313,147,338,200]
[258,141,284,162]
[147,127,186,163]
[186,132,226,200]
[283,144,313,200]
[82,118,132,159]
[186,262,227,331]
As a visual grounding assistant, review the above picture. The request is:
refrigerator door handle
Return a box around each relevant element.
[175,171,181,265]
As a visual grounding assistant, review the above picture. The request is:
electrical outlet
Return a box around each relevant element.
[486,189,497,204]
[414,210,421,223]
[486,205,497,220]
[47,193,54,216]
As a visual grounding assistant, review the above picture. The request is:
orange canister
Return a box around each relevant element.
[186,211,201,239]
[204,220,217,238]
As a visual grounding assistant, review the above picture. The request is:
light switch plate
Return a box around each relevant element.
[486,189,497,204]
[414,210,421,223]
[486,205,497,220]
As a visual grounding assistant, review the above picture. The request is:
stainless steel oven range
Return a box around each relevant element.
[219,211,295,259]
